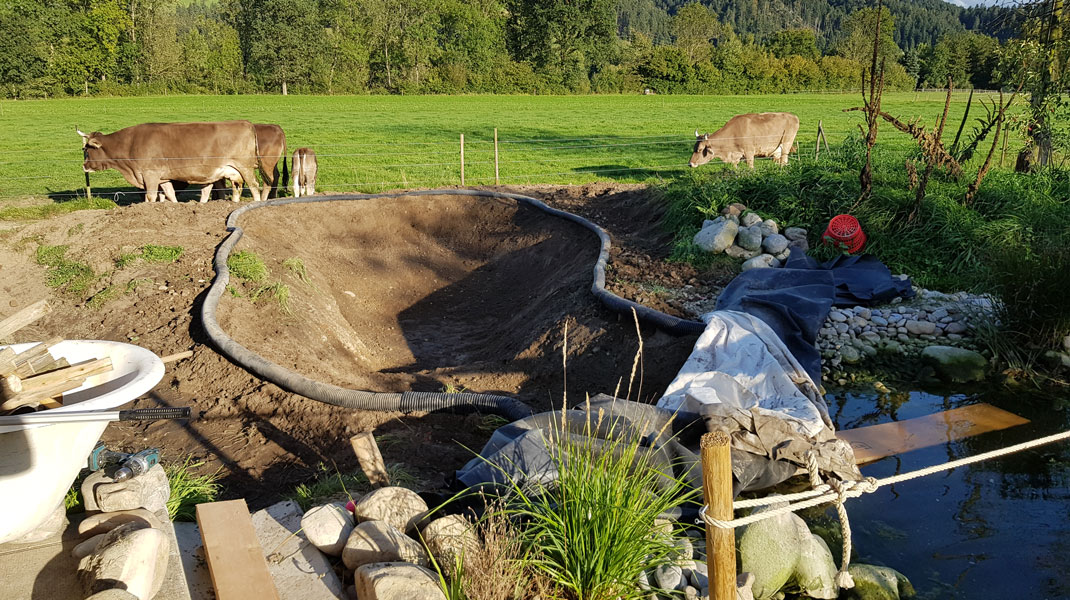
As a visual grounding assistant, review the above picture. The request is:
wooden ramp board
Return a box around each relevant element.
[196,499,280,600]
[837,403,1030,465]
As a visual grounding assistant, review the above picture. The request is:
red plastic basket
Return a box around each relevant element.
[822,214,866,253]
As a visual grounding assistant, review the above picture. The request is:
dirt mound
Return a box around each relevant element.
[0,185,716,507]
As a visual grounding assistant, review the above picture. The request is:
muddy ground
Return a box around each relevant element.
[0,184,734,507]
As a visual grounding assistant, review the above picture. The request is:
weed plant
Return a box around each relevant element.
[494,413,696,600]
[165,457,223,521]
[35,244,95,295]
[282,257,313,287]
[227,250,268,282]
[251,281,292,314]
[290,462,419,510]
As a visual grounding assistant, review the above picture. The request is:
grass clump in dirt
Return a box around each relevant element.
[251,281,292,314]
[0,197,115,222]
[283,257,313,287]
[165,457,223,521]
[290,462,419,510]
[227,250,268,282]
[86,285,120,309]
[117,244,184,268]
[35,244,95,295]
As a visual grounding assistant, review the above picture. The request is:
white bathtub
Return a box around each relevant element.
[0,340,164,543]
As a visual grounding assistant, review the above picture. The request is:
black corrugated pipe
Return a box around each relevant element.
[199,189,706,421]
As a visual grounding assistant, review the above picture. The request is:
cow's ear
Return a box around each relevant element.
[703,133,709,140]
[85,137,102,149]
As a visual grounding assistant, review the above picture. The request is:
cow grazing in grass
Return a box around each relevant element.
[292,148,317,197]
[79,121,261,203]
[688,112,800,169]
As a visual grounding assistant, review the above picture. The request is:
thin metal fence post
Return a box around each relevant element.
[460,133,465,186]
[494,128,500,185]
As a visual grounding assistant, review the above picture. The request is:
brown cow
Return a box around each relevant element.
[79,121,261,203]
[199,123,288,202]
[292,148,317,198]
[688,112,800,169]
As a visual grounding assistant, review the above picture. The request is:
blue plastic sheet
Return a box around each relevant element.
[715,248,915,382]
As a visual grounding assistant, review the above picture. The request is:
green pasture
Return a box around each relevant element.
[0,91,1025,204]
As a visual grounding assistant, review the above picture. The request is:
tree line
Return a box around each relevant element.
[0,0,1054,99]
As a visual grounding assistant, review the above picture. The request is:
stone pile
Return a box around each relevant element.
[74,464,172,600]
[691,202,808,271]
[638,503,915,600]
[299,486,479,600]
[817,288,994,383]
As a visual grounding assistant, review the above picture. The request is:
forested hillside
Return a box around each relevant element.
[0,0,1036,98]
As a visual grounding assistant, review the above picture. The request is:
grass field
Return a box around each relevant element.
[0,91,1026,205]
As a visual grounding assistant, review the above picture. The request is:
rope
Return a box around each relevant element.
[698,428,1070,587]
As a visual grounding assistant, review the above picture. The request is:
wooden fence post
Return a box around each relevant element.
[460,133,465,186]
[815,121,822,161]
[702,431,736,600]
[494,128,500,185]
[1000,130,1009,168]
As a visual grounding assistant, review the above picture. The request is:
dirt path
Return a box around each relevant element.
[0,185,729,507]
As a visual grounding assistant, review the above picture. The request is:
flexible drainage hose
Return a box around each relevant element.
[200,189,706,421]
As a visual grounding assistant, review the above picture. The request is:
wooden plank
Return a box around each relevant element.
[197,499,281,600]
[350,432,390,487]
[19,357,111,394]
[0,299,51,340]
[838,403,1030,465]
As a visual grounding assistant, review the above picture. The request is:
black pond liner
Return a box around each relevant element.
[200,189,706,420]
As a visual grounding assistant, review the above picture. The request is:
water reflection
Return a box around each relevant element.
[829,387,1070,599]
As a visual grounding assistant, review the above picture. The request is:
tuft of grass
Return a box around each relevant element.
[478,414,510,433]
[86,285,120,309]
[282,257,313,287]
[441,382,469,394]
[165,457,223,521]
[35,244,95,295]
[225,284,243,298]
[227,250,268,282]
[493,415,697,600]
[251,281,291,314]
[290,463,419,510]
[125,277,152,292]
[67,223,85,236]
[140,244,184,263]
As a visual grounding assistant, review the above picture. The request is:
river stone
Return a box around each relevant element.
[929,307,949,320]
[352,486,428,532]
[944,321,968,335]
[82,464,170,513]
[736,225,763,251]
[78,508,160,537]
[723,203,746,217]
[739,501,809,599]
[694,220,739,253]
[829,310,848,323]
[79,523,168,600]
[794,534,838,599]
[342,520,429,570]
[784,227,807,241]
[904,320,936,336]
[421,515,479,569]
[73,533,109,559]
[654,564,685,591]
[788,237,809,252]
[301,501,354,557]
[920,345,987,383]
[726,244,761,260]
[844,564,915,600]
[840,345,862,365]
[871,315,888,326]
[761,233,789,255]
[742,254,779,271]
[759,219,779,237]
[742,212,763,227]
[354,563,446,600]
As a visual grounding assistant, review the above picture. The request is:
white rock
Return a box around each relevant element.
[343,520,429,570]
[736,225,764,251]
[726,244,761,260]
[352,487,428,532]
[654,564,685,590]
[829,310,848,323]
[759,219,779,237]
[78,508,160,537]
[421,515,479,570]
[79,523,168,600]
[301,502,354,557]
[82,464,170,513]
[741,254,778,271]
[354,562,446,600]
[761,233,789,255]
[794,534,838,599]
[73,533,109,559]
[783,227,807,241]
[945,321,968,335]
[741,212,763,227]
[905,320,937,335]
[694,220,740,254]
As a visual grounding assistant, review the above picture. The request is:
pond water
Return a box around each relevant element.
[827,387,1070,599]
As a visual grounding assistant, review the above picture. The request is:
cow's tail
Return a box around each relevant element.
[281,139,290,195]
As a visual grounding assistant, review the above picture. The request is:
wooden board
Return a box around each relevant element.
[837,403,1030,465]
[196,499,281,600]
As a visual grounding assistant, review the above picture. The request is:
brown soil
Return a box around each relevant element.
[0,184,730,508]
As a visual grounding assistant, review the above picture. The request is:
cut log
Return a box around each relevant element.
[838,403,1030,464]
[197,499,281,600]
[0,299,51,340]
